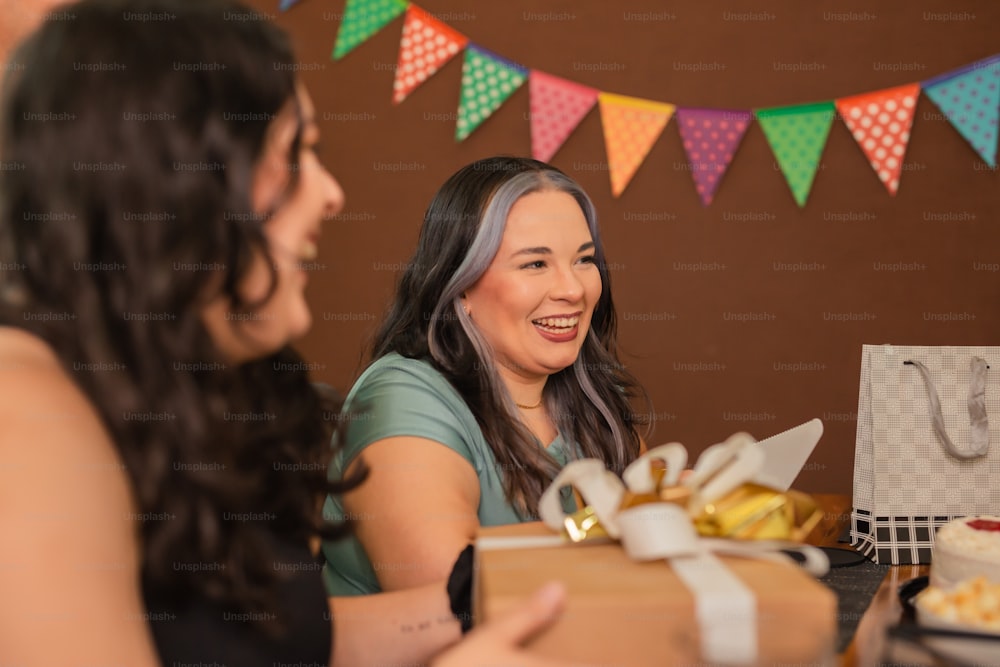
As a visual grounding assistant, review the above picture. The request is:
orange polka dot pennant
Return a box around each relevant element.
[675,108,753,206]
[392,5,468,105]
[528,71,599,163]
[598,93,676,198]
[835,83,920,196]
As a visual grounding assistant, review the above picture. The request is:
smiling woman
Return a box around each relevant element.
[322,156,649,600]
[0,3,572,666]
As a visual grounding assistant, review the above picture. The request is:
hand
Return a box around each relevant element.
[432,582,581,667]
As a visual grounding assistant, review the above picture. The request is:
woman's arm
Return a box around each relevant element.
[341,436,481,591]
[0,344,161,666]
[331,581,578,667]
[330,581,461,666]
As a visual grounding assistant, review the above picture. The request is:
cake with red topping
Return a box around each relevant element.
[931,516,1000,590]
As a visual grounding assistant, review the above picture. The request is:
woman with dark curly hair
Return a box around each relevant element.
[0,2,568,665]
[323,156,649,598]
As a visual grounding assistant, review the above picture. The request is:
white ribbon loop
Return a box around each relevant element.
[622,442,688,493]
[684,432,765,514]
[538,459,625,537]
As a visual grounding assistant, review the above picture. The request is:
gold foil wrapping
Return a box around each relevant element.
[563,473,821,544]
[692,484,822,542]
[562,505,609,542]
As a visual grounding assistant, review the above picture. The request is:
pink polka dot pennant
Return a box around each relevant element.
[392,5,468,105]
[528,71,599,163]
[675,108,753,206]
[835,83,919,196]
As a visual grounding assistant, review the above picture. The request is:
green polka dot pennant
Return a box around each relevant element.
[332,0,408,61]
[455,45,528,142]
[757,102,835,208]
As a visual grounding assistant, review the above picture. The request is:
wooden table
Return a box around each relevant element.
[807,495,944,666]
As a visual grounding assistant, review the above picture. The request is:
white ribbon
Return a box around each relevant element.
[532,434,830,665]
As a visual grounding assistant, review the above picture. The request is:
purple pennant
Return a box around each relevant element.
[676,108,753,206]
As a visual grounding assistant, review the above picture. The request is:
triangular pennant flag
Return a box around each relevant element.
[279,0,301,11]
[923,55,1000,167]
[597,93,675,197]
[455,45,528,141]
[675,108,752,206]
[757,102,836,207]
[332,0,408,61]
[392,5,467,105]
[835,83,919,195]
[529,71,599,163]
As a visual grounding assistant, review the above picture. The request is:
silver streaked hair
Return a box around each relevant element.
[425,169,629,463]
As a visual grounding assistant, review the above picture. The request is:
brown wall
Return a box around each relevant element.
[249,0,999,495]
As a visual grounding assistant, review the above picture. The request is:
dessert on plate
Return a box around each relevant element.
[930,516,1000,590]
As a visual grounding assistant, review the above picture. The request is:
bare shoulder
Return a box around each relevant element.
[0,328,158,664]
[0,327,121,464]
[0,325,136,518]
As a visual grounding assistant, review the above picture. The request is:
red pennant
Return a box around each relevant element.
[392,6,468,105]
[835,83,919,195]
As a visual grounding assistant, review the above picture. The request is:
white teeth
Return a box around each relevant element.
[300,240,318,261]
[533,316,579,330]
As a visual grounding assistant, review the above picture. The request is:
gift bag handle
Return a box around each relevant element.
[904,357,989,460]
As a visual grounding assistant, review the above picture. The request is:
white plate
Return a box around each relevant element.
[915,602,1000,665]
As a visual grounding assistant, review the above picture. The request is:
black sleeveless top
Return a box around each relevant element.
[142,538,332,666]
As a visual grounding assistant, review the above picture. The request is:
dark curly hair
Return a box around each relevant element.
[0,0,362,619]
[371,156,649,517]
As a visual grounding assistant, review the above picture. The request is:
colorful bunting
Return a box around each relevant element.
[328,4,998,203]
[392,6,467,105]
[836,84,919,195]
[598,93,675,197]
[455,45,528,141]
[757,102,836,207]
[923,55,1000,167]
[528,71,599,163]
[675,108,752,206]
[332,0,408,61]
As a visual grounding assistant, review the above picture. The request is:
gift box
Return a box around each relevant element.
[475,521,838,667]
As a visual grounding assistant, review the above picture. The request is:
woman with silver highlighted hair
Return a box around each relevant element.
[323,157,648,605]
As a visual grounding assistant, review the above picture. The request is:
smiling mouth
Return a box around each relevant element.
[532,315,580,334]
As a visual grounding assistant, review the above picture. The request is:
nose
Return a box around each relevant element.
[550,263,585,303]
[321,167,345,221]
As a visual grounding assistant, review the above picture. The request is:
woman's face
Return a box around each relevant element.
[202,84,344,363]
[462,189,603,384]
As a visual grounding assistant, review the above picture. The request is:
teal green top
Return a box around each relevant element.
[321,353,577,596]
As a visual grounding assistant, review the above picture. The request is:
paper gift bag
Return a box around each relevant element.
[851,344,1000,564]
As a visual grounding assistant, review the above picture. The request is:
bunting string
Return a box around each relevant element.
[285,0,1000,206]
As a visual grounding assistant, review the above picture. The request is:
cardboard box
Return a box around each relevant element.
[475,522,837,666]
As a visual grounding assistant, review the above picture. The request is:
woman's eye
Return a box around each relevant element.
[521,260,546,270]
[578,255,597,264]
